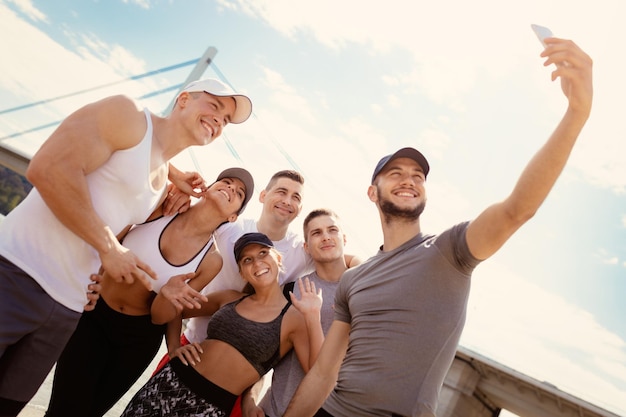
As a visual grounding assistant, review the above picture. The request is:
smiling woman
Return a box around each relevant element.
[120,232,324,417]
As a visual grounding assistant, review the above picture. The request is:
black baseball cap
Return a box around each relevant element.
[371,147,430,184]
[215,167,254,215]
[234,232,274,262]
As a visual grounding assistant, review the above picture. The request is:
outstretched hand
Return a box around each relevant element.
[290,277,323,316]
[541,37,593,117]
[159,272,209,312]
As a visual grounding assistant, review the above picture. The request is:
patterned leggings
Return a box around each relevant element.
[121,359,237,417]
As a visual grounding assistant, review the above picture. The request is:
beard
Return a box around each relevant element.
[378,192,425,224]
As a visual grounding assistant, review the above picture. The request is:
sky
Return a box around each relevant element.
[0,0,624,415]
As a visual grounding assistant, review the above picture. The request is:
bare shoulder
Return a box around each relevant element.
[29,95,148,175]
[91,95,149,150]
[57,94,148,152]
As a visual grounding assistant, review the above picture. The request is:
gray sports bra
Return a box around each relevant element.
[206,292,292,376]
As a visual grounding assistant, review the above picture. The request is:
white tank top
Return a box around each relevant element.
[121,214,214,293]
[0,109,165,312]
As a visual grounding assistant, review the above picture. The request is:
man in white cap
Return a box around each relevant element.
[0,78,252,416]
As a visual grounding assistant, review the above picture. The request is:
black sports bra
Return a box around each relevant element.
[206,284,294,375]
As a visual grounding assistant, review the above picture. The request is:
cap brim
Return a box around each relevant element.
[234,233,274,262]
[391,148,429,175]
[192,92,251,124]
[229,95,252,124]
[372,147,430,183]
[180,79,252,124]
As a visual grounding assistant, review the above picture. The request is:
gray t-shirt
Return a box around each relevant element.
[260,271,340,417]
[323,222,480,417]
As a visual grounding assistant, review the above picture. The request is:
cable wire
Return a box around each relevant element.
[0,59,197,116]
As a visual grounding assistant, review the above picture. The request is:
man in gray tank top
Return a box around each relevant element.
[284,37,593,416]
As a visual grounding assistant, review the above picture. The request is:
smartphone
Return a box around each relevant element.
[531,24,553,47]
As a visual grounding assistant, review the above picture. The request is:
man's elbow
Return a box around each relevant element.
[25,160,48,188]
[150,312,170,325]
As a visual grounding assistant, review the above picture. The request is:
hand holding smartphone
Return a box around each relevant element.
[531,24,553,47]
[531,23,568,68]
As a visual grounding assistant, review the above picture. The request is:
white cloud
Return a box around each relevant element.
[259,66,317,124]
[462,260,626,412]
[230,0,626,204]
[0,3,170,157]
[594,248,622,267]
[6,0,47,22]
[122,0,151,10]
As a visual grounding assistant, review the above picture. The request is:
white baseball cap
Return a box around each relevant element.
[179,78,252,124]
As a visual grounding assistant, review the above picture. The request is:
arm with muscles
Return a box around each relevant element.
[283,321,350,417]
[466,38,593,260]
[26,96,157,288]
[83,225,134,311]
